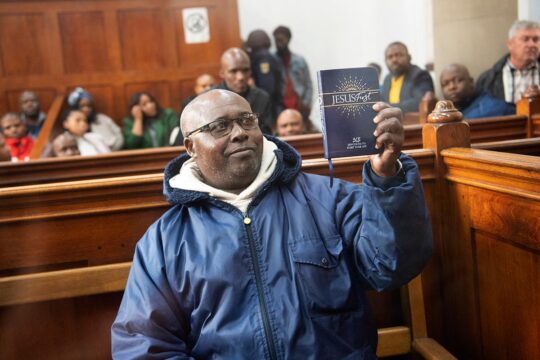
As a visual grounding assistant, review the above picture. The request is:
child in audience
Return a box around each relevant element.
[61,109,111,156]
[68,87,124,150]
[0,112,34,162]
[52,132,81,157]
[123,92,177,149]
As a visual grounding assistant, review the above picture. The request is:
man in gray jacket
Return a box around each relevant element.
[273,25,313,119]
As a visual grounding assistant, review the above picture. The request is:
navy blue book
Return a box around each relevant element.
[317,67,380,159]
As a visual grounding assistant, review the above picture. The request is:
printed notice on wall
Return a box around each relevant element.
[182,7,210,44]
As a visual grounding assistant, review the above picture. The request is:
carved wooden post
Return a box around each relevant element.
[420,100,470,349]
[423,100,470,175]
[516,85,540,138]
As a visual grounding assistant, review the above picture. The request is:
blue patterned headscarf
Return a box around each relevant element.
[67,87,93,107]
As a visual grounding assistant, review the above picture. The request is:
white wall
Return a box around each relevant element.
[237,0,434,128]
[519,0,540,21]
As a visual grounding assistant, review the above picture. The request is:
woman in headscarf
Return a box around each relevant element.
[68,87,124,150]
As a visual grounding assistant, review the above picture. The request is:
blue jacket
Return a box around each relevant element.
[111,137,433,359]
[461,91,515,119]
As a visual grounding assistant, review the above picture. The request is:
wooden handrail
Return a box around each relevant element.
[29,94,65,159]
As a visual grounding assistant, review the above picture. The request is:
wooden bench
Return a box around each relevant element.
[0,260,455,359]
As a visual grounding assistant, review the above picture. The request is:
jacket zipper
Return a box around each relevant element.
[243,215,278,360]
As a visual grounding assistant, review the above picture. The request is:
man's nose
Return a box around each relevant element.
[236,71,246,80]
[229,121,249,140]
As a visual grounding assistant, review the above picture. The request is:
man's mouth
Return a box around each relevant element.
[228,147,255,156]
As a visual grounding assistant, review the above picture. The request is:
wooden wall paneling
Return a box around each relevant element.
[174,5,223,67]
[44,10,64,76]
[113,84,128,126]
[117,9,168,72]
[58,11,110,74]
[103,10,123,72]
[160,6,179,69]
[124,81,171,111]
[474,230,540,360]
[0,13,49,76]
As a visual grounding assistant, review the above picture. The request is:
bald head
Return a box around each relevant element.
[181,89,251,137]
[181,89,263,193]
[440,63,475,105]
[194,74,215,95]
[19,90,41,118]
[220,48,251,94]
[53,132,80,157]
[275,109,304,137]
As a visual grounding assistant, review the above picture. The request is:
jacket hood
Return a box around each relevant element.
[163,135,301,206]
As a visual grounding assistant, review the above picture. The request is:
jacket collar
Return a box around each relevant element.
[163,135,301,207]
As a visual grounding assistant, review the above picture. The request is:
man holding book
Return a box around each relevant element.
[112,89,432,359]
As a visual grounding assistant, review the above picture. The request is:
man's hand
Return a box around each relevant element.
[522,84,540,99]
[370,102,404,177]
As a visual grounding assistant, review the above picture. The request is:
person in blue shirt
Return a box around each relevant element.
[440,63,515,119]
[112,89,432,359]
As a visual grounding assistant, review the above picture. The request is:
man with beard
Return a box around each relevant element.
[476,20,540,104]
[214,48,273,134]
[273,25,313,120]
[19,91,47,139]
[440,63,515,119]
[112,89,433,359]
[381,42,434,112]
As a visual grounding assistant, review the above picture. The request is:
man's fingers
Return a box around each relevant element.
[373,117,402,137]
[373,106,402,124]
[374,132,402,150]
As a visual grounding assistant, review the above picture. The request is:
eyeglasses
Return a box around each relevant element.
[186,113,259,138]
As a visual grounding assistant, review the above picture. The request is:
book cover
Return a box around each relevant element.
[317,67,380,159]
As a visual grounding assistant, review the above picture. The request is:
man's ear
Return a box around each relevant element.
[219,67,225,80]
[184,137,196,158]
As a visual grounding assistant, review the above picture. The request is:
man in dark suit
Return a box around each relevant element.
[214,47,273,134]
[381,42,434,112]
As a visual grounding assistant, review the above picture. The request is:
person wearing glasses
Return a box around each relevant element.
[112,89,432,359]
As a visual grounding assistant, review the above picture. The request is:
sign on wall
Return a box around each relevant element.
[182,7,210,44]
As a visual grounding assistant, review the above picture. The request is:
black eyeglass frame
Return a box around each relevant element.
[186,112,260,138]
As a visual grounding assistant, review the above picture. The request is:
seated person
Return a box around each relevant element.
[111,89,432,359]
[0,112,34,162]
[123,92,178,149]
[19,91,46,139]
[52,132,81,157]
[381,42,434,112]
[180,74,216,114]
[476,20,539,104]
[68,87,124,150]
[61,109,110,156]
[170,74,216,146]
[275,109,305,136]
[440,64,515,118]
